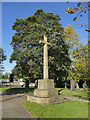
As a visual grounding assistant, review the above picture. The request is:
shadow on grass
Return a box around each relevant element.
[2,87,35,95]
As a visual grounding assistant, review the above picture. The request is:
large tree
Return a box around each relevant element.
[64,24,88,90]
[64,24,81,89]
[73,44,88,86]
[10,9,71,87]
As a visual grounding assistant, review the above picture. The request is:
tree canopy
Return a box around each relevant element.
[64,25,88,85]
[10,9,71,87]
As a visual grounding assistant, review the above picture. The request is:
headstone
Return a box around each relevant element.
[70,80,75,91]
[65,82,67,88]
[76,82,79,90]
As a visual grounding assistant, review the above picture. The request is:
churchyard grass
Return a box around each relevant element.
[0,87,10,92]
[13,81,20,85]
[1,87,89,99]
[23,100,88,118]
[0,87,34,93]
[59,88,90,100]
[6,87,34,93]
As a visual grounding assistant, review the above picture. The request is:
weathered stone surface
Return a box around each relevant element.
[27,94,65,104]
[38,79,54,89]
[34,79,58,97]
[39,35,51,79]
[34,88,58,97]
[70,79,75,91]
[27,35,67,104]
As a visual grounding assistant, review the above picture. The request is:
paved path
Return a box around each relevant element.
[65,96,89,102]
[1,93,33,119]
[1,90,89,119]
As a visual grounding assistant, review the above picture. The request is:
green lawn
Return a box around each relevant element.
[1,87,89,118]
[1,87,89,100]
[0,87,34,93]
[0,87,10,92]
[23,100,88,119]
[59,88,90,100]
[13,81,20,85]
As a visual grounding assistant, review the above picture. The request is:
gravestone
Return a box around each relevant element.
[76,82,79,90]
[70,80,75,91]
[27,35,65,104]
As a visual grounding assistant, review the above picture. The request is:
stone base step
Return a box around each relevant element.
[27,94,68,105]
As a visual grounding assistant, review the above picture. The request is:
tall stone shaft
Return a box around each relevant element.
[44,35,48,79]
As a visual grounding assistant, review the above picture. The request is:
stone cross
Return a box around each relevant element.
[39,35,51,79]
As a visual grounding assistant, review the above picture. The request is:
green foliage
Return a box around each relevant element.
[73,44,88,82]
[23,100,88,118]
[64,25,88,83]
[10,9,71,86]
[2,73,9,79]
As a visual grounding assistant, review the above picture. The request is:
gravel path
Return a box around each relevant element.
[1,93,33,119]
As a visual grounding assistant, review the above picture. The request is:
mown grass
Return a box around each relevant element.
[23,100,88,119]
[0,87,10,92]
[13,81,20,85]
[0,87,34,93]
[1,87,89,99]
[59,88,90,100]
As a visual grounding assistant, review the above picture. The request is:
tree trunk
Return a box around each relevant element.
[70,80,75,91]
[25,79,29,88]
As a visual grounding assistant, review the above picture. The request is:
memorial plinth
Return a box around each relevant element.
[27,35,65,104]
[34,79,58,97]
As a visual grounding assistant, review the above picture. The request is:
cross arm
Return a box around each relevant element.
[39,40,52,46]
[47,42,52,46]
[39,40,45,45]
